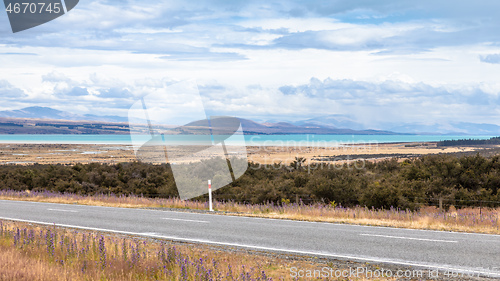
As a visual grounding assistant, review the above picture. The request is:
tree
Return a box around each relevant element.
[290,157,306,170]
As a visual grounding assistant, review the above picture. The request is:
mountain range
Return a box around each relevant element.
[185,117,396,135]
[0,106,128,123]
[0,106,498,135]
[386,122,500,135]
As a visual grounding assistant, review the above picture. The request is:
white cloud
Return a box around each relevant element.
[239,18,352,33]
[0,0,500,128]
[480,54,500,64]
[0,80,27,98]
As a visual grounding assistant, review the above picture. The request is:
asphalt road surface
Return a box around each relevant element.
[0,200,499,278]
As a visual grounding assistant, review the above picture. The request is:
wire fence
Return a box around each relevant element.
[209,194,500,209]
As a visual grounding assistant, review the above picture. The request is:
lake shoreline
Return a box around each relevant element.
[0,141,496,165]
[0,134,495,146]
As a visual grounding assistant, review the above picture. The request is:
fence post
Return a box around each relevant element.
[208,180,213,212]
[439,197,443,213]
[497,210,499,231]
[479,200,482,217]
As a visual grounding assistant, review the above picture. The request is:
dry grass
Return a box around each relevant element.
[0,190,498,235]
[0,220,275,280]
[0,220,386,281]
[238,205,500,234]
[0,245,80,281]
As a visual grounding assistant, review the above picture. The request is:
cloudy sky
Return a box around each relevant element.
[1,0,500,128]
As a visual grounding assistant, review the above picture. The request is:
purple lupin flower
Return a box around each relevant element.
[99,235,106,269]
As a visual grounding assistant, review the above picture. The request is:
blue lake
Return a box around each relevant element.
[0,134,495,146]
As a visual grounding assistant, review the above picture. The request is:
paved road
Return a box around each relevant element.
[0,199,499,278]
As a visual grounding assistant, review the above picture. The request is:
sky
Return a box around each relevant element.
[1,0,500,128]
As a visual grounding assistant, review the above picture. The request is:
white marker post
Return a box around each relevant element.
[208,180,213,212]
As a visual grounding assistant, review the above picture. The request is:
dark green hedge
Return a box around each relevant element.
[437,136,500,146]
[1,153,499,210]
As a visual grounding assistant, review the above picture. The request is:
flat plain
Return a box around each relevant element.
[0,142,486,165]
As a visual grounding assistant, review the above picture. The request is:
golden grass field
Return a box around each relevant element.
[0,219,397,281]
[246,142,480,165]
[0,142,485,165]
[0,220,291,280]
[1,191,498,235]
[0,143,498,280]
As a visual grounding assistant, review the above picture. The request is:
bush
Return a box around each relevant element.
[0,153,499,210]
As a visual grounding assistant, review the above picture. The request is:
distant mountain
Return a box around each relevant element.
[263,122,299,128]
[185,116,398,135]
[186,117,269,130]
[449,122,500,135]
[3,107,496,135]
[0,108,397,135]
[0,106,128,123]
[293,115,366,130]
[0,106,73,119]
[388,122,500,135]
[293,114,500,135]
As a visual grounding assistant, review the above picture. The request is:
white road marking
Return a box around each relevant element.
[162,218,209,223]
[2,200,500,238]
[0,216,497,278]
[47,208,78,213]
[360,233,458,243]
